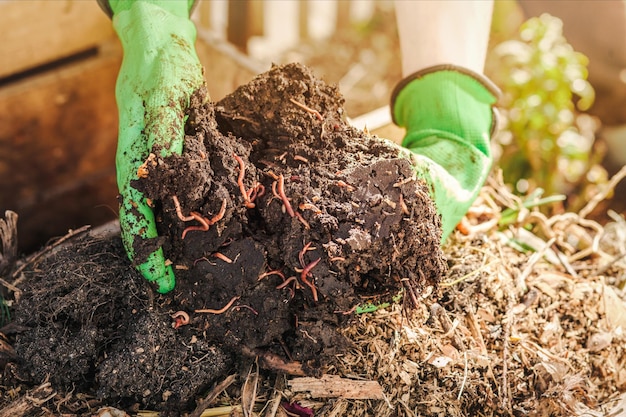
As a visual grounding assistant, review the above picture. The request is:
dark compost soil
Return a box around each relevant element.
[8,63,446,413]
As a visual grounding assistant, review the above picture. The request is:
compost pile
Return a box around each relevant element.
[2,62,626,417]
[0,63,447,414]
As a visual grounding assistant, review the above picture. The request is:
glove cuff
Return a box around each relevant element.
[390,64,501,136]
[97,0,199,18]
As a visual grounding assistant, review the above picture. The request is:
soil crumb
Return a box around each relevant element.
[8,63,445,412]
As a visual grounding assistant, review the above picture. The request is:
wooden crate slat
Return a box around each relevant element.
[0,0,115,79]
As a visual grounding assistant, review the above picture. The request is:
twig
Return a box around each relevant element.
[188,374,238,417]
[457,351,468,400]
[594,250,626,277]
[242,361,259,417]
[11,225,91,280]
[263,377,285,417]
[579,165,626,219]
[241,346,305,376]
[517,237,557,290]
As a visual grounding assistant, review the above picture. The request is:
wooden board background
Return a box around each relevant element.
[0,1,260,252]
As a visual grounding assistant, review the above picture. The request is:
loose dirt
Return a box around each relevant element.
[5,63,445,413]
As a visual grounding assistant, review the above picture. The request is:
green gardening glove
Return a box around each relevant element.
[391,64,500,241]
[102,0,204,292]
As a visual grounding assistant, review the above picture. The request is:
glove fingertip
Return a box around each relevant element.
[155,266,176,294]
[137,252,176,293]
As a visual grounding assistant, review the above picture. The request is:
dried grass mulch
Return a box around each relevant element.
[4,168,626,417]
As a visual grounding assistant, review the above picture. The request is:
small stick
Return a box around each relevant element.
[188,374,238,417]
[301,258,321,302]
[277,174,295,217]
[289,98,323,121]
[399,193,410,215]
[393,175,415,188]
[580,165,626,219]
[195,296,240,314]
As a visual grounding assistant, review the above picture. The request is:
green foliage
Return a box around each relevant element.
[486,13,606,205]
[0,296,8,326]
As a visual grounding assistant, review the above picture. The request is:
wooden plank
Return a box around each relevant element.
[0,42,121,251]
[195,29,267,101]
[288,375,385,399]
[0,0,115,78]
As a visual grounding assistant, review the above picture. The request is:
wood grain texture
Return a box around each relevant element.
[0,0,115,79]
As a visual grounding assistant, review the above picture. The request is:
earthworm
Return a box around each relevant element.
[233,153,256,208]
[277,174,295,217]
[300,258,321,302]
[289,98,323,121]
[195,296,240,314]
[258,270,286,281]
[171,311,190,329]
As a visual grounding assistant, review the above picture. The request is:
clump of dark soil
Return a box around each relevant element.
[8,63,445,412]
[10,231,232,411]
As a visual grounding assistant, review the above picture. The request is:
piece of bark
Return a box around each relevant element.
[0,382,56,417]
[0,210,17,275]
[288,375,384,400]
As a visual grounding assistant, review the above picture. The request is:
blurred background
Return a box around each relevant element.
[1,0,625,254]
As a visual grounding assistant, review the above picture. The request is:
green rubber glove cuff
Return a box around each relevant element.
[111,0,205,292]
[98,0,197,19]
[391,65,500,241]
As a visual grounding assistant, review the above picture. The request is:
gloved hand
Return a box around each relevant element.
[100,0,204,292]
[391,64,500,241]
